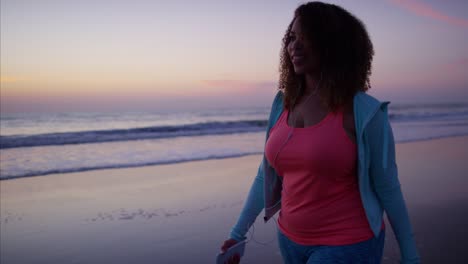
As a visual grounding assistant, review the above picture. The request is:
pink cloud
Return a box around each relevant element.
[389,0,468,28]
[439,57,468,72]
[413,57,468,88]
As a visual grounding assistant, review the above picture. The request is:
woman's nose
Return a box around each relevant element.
[291,38,303,49]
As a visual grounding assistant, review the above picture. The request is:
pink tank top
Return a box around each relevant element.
[265,107,385,246]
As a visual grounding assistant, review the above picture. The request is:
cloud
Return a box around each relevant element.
[438,57,468,72]
[389,0,468,28]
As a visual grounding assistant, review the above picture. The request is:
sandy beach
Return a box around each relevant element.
[1,136,467,264]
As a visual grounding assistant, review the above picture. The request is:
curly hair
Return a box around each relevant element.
[278,1,374,112]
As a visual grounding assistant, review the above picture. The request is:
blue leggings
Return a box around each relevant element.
[277,228,385,264]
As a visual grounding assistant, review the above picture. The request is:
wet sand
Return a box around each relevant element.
[1,136,467,263]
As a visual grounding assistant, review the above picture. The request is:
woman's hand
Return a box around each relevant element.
[220,238,242,264]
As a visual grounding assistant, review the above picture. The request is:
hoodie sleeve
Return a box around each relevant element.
[229,158,265,241]
[228,91,283,241]
[367,106,421,264]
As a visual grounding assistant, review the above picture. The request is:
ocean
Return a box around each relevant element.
[1,102,468,180]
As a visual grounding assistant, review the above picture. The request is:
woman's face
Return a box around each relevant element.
[287,17,320,75]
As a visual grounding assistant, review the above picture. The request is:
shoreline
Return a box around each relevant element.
[1,134,467,182]
[1,135,467,263]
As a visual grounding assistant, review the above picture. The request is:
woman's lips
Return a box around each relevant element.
[292,55,305,64]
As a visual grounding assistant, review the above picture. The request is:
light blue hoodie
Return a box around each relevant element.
[229,90,421,263]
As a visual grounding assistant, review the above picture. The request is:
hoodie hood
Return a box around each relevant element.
[353,91,391,169]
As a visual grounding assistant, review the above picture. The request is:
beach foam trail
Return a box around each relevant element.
[2,102,467,149]
[0,132,266,180]
[1,103,468,180]
[0,120,268,149]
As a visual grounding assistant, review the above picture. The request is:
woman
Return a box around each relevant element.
[220,2,420,263]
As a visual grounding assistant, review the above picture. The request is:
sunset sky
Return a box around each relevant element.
[1,0,467,113]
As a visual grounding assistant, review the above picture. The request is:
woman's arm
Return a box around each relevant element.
[367,108,421,264]
[229,158,266,241]
[228,91,283,241]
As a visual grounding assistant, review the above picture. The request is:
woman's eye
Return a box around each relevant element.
[289,35,296,41]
